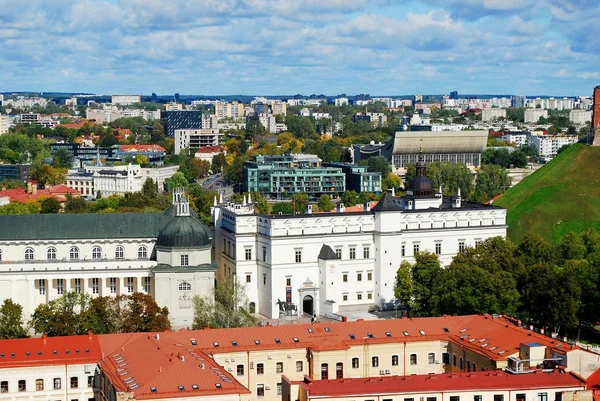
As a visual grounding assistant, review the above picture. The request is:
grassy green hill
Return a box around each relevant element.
[494,143,600,244]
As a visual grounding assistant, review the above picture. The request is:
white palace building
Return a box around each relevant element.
[0,190,215,329]
[213,157,507,319]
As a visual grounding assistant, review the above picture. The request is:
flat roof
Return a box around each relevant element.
[392,130,488,154]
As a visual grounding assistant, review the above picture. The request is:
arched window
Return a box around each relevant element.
[335,362,343,378]
[410,354,417,365]
[320,363,328,380]
[178,282,191,291]
[115,246,124,259]
[25,247,34,260]
[249,302,256,313]
[352,357,359,369]
[392,355,399,366]
[138,246,148,259]
[371,356,379,367]
[69,247,79,260]
[47,247,57,260]
[92,246,102,260]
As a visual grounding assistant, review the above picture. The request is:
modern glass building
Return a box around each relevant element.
[161,110,202,137]
[243,155,345,195]
[323,162,382,194]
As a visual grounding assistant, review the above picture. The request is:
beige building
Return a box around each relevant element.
[2,315,600,401]
[482,108,507,122]
[215,101,245,120]
[524,109,549,123]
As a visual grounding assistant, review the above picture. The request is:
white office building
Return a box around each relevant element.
[213,159,507,319]
[174,128,224,155]
[111,95,141,105]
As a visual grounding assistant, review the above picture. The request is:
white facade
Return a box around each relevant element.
[174,129,224,155]
[529,135,578,158]
[66,164,143,198]
[0,193,215,329]
[502,133,529,147]
[86,108,160,123]
[0,115,12,135]
[111,95,141,105]
[0,359,97,401]
[524,109,549,123]
[569,110,592,125]
[213,192,507,319]
[481,108,507,122]
[214,101,245,119]
[2,97,48,109]
[140,165,180,191]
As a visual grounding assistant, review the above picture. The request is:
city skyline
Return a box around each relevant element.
[0,1,598,96]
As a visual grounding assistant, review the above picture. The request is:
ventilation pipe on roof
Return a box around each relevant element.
[155,334,160,340]
[180,355,185,362]
[88,330,93,339]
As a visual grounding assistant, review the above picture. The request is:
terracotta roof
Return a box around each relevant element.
[58,121,96,130]
[0,333,101,368]
[0,186,81,203]
[195,146,224,154]
[121,144,165,153]
[97,332,249,399]
[301,371,586,397]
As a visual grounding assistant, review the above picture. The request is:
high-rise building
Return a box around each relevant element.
[511,95,526,108]
[174,93,180,103]
[151,92,157,102]
[449,90,458,99]
[161,110,202,137]
[593,86,600,145]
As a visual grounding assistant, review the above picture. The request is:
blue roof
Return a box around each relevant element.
[526,342,544,347]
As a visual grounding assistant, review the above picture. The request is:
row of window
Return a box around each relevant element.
[36,277,151,295]
[0,376,92,393]
[342,292,373,301]
[358,394,560,401]
[342,271,373,282]
[237,361,304,376]
[4,245,150,262]
[401,240,478,257]
[334,246,370,260]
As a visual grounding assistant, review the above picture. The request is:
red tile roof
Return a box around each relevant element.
[98,332,249,399]
[0,186,80,203]
[300,371,585,397]
[0,333,101,368]
[121,144,166,153]
[57,121,96,130]
[195,146,224,154]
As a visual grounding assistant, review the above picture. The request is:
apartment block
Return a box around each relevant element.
[243,154,345,195]
[174,128,224,154]
[524,109,549,123]
[482,108,507,122]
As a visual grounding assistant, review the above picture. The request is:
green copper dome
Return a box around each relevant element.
[156,215,211,248]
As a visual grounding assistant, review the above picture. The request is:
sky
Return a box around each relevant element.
[0,0,599,96]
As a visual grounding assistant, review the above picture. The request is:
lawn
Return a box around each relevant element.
[494,143,600,244]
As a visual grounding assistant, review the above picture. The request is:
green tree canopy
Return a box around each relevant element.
[0,299,29,339]
[193,275,257,329]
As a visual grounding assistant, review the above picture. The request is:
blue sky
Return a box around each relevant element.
[0,0,598,96]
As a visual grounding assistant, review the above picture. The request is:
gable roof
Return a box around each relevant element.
[371,193,398,212]
[0,213,170,241]
[318,245,339,260]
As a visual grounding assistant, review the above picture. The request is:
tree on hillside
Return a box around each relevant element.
[271,202,293,215]
[340,190,360,207]
[473,164,510,202]
[193,275,257,329]
[382,173,402,192]
[292,193,309,214]
[165,172,189,192]
[0,299,29,339]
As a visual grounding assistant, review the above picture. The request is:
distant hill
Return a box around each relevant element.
[494,143,600,244]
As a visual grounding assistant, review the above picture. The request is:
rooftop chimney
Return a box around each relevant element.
[306,204,313,214]
[337,203,345,213]
[32,183,37,194]
[364,201,371,212]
